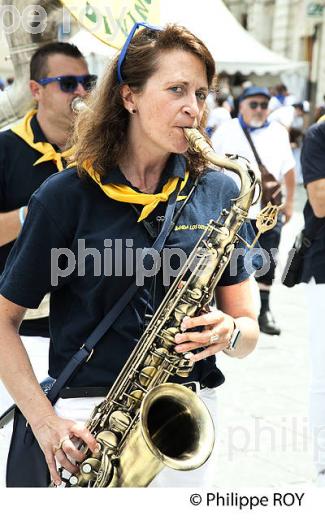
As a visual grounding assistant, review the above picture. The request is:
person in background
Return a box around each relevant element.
[231,80,252,119]
[212,86,296,335]
[268,101,309,184]
[300,120,325,486]
[206,92,231,137]
[269,83,296,112]
[0,42,95,413]
[290,102,309,184]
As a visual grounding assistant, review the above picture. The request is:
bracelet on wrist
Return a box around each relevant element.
[224,319,241,353]
[19,206,26,226]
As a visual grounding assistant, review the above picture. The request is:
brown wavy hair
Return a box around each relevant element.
[69,24,217,179]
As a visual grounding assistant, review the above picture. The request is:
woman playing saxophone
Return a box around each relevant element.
[0,23,259,487]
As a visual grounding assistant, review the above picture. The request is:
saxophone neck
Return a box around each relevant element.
[183,128,258,213]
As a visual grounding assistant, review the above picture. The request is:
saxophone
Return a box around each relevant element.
[64,127,276,488]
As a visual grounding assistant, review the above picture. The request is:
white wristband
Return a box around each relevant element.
[19,206,26,226]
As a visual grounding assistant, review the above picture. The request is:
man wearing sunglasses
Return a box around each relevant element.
[0,42,95,414]
[212,86,296,336]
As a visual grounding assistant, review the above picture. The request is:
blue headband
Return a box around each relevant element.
[117,21,162,84]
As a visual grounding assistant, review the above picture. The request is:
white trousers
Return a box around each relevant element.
[305,280,325,474]
[54,386,219,488]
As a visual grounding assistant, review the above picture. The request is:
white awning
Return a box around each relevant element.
[160,0,307,76]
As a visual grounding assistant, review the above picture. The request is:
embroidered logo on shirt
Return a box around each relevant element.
[174,224,208,232]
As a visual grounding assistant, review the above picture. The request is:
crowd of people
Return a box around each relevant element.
[0,21,323,489]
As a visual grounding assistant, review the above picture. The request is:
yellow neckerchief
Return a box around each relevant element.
[318,114,325,124]
[83,160,189,222]
[11,109,71,171]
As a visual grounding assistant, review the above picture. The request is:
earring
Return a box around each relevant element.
[130,108,136,114]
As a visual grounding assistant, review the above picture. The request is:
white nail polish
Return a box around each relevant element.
[181,316,190,332]
[184,352,194,360]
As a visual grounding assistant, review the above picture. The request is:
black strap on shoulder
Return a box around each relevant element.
[47,180,182,404]
[241,125,263,167]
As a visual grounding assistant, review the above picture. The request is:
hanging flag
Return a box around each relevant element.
[60,0,160,49]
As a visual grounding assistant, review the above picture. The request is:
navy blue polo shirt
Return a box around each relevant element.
[0,154,255,388]
[0,114,60,336]
[301,121,325,283]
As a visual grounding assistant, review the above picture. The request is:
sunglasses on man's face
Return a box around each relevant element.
[38,74,98,93]
[248,100,269,110]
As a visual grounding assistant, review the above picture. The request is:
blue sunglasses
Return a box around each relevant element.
[38,74,97,93]
[117,21,162,84]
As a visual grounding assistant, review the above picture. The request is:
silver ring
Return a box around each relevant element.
[209,334,220,345]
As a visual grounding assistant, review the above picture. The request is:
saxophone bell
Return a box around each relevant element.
[76,383,214,487]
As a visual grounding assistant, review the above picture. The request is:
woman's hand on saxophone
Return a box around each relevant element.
[174,279,260,361]
[174,308,235,362]
[31,413,98,486]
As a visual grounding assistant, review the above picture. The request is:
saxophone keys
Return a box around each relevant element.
[144,347,169,368]
[139,366,158,387]
[96,430,119,453]
[188,287,202,300]
[69,475,79,486]
[159,327,179,346]
[80,457,101,481]
[176,357,195,377]
[108,410,131,433]
[174,304,196,323]
[126,389,144,408]
[94,453,114,487]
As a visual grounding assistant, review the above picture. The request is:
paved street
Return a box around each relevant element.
[215,185,315,486]
[0,186,315,487]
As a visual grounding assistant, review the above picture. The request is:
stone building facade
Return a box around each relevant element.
[224,0,325,107]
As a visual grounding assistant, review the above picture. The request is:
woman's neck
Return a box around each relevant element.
[119,142,170,194]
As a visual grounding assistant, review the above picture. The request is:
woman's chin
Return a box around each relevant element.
[172,138,189,154]
[169,145,188,155]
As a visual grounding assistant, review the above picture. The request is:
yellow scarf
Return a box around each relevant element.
[11,109,71,171]
[83,161,189,222]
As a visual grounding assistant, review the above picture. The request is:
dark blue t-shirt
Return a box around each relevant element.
[0,154,256,387]
[301,121,325,283]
